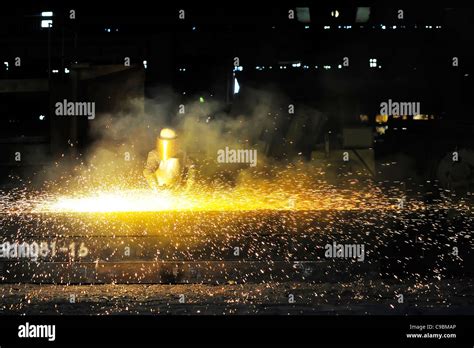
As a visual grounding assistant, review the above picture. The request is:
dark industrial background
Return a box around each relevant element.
[0,4,473,189]
[0,3,473,319]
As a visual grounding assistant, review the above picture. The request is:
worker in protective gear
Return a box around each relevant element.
[144,128,195,190]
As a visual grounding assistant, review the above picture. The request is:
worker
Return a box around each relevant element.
[143,128,195,190]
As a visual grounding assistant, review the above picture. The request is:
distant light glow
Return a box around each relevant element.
[355,7,371,23]
[296,7,311,23]
[234,77,240,94]
[41,20,53,28]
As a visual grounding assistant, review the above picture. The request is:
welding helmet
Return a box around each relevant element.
[157,128,178,160]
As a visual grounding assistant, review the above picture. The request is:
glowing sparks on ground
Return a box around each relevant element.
[1,162,454,214]
[36,190,184,213]
[1,181,469,214]
[30,186,391,213]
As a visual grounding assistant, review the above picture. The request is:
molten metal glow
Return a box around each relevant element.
[38,190,178,213]
[1,164,436,214]
[33,189,295,213]
[30,184,394,214]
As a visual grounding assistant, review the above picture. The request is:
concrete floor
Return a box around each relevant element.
[1,278,473,315]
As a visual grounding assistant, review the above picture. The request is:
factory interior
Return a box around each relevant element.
[0,5,473,344]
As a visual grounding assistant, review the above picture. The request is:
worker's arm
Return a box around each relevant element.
[184,156,196,191]
[143,151,160,190]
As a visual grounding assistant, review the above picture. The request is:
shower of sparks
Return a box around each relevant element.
[0,163,472,315]
[0,168,424,214]
[31,187,391,213]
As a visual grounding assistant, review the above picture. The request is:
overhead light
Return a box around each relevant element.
[41,20,53,28]
[331,10,339,18]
